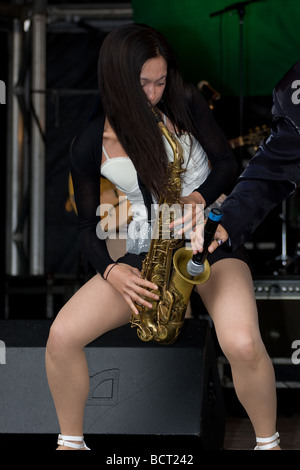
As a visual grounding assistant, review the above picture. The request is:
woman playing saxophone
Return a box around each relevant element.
[45,23,280,450]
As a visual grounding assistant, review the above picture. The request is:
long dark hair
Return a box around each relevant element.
[98,23,195,200]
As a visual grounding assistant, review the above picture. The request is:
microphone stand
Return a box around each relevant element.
[210,0,264,137]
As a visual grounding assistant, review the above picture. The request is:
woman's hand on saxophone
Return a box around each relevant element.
[103,263,159,315]
[170,191,205,246]
[169,191,230,253]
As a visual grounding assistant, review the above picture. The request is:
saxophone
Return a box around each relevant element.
[130,108,211,345]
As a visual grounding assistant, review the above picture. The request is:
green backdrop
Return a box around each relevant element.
[132,0,300,96]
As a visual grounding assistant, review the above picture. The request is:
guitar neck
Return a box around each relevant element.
[228,136,245,149]
[228,124,270,150]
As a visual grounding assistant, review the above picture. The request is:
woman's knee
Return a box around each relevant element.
[220,330,265,366]
[46,310,80,360]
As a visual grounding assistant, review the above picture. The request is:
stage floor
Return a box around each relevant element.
[1,414,299,452]
[1,410,299,452]
[225,415,300,450]
[223,389,300,450]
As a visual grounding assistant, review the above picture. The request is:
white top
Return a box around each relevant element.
[101,118,210,253]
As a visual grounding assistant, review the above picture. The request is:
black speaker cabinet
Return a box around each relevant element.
[254,278,300,358]
[0,319,225,449]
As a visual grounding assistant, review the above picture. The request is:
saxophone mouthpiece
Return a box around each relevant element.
[151,107,163,124]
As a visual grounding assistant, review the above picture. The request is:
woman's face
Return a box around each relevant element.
[140,55,167,106]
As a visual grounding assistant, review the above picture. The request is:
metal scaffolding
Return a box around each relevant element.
[3,2,133,277]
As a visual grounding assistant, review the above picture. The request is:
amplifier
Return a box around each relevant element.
[217,278,300,388]
[254,277,300,299]
[253,277,300,359]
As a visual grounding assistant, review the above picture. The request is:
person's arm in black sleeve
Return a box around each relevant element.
[185,84,238,206]
[220,177,295,251]
[70,125,115,278]
[220,119,300,250]
[209,59,300,252]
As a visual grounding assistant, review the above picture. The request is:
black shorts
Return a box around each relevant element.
[207,243,250,267]
[117,244,250,272]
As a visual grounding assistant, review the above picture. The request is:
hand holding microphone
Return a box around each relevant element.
[187,208,223,276]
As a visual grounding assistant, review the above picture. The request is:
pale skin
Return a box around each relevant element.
[45,56,280,449]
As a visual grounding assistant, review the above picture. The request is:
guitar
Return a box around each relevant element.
[66,174,132,232]
[228,124,270,151]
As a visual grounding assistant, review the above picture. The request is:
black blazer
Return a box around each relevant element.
[220,59,300,250]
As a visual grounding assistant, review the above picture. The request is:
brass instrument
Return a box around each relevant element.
[130,108,211,345]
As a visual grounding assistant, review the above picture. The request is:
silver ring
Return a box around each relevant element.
[216,238,223,246]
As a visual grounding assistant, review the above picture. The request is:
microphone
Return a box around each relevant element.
[187,208,223,276]
[210,0,263,18]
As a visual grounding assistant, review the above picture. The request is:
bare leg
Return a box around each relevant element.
[196,259,279,448]
[45,274,131,449]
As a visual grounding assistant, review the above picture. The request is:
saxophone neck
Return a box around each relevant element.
[151,107,179,156]
[151,106,163,124]
[151,107,168,133]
